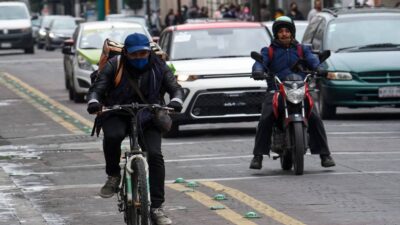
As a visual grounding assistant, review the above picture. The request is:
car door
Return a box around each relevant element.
[159,30,172,56]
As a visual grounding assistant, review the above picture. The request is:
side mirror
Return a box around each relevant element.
[318,50,331,63]
[250,51,263,64]
[62,39,74,55]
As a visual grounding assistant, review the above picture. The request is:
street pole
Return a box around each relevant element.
[97,0,105,20]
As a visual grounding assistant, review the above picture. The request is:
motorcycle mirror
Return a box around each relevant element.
[318,50,331,63]
[250,51,263,64]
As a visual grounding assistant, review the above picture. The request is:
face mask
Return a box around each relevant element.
[128,58,148,69]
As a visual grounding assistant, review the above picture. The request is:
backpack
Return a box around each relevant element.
[90,38,167,87]
[267,44,304,63]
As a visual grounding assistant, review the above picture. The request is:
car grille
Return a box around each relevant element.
[357,71,400,83]
[190,89,266,118]
[0,29,25,35]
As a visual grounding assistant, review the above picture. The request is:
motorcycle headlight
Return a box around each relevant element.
[285,86,305,104]
[77,54,93,71]
[327,72,352,80]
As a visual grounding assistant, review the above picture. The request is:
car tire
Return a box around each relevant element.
[162,122,179,138]
[319,94,336,119]
[69,78,86,103]
[24,46,34,54]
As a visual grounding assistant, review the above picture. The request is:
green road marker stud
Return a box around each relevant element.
[244,211,261,219]
[210,205,225,210]
[174,177,186,183]
[186,181,199,187]
[213,194,227,201]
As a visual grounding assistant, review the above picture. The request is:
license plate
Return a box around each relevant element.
[378,86,400,98]
[1,42,11,48]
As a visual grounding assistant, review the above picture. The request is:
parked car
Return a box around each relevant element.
[158,22,271,137]
[302,8,400,119]
[31,15,41,43]
[106,14,151,34]
[44,16,78,50]
[62,21,152,103]
[263,20,308,41]
[0,1,34,54]
[36,15,73,49]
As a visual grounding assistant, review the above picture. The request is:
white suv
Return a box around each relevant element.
[158,22,271,137]
[0,1,34,54]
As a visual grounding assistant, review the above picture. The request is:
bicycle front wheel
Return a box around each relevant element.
[126,158,151,225]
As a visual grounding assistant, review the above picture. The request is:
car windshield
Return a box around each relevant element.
[296,24,307,41]
[325,16,400,52]
[170,27,270,60]
[52,19,77,30]
[79,27,147,49]
[0,5,29,20]
[107,17,147,28]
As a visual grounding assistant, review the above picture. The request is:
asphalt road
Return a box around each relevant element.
[1,48,400,225]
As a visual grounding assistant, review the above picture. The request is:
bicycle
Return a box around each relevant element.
[100,103,173,225]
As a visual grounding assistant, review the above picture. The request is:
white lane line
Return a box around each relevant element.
[20,170,400,192]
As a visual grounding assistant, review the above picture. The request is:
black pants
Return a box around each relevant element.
[253,93,331,156]
[102,116,165,208]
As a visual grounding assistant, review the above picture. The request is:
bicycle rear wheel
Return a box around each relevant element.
[126,158,151,225]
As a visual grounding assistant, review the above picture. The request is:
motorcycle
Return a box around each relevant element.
[251,50,330,175]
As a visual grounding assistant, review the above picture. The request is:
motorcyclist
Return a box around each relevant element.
[249,16,335,170]
[87,33,183,225]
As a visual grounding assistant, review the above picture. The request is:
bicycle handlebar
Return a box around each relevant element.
[101,103,174,113]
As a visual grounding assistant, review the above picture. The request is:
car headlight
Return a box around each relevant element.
[327,72,352,80]
[49,32,55,38]
[39,29,46,36]
[77,54,93,71]
[285,86,305,104]
[176,74,198,81]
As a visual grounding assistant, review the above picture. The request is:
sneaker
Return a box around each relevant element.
[321,155,335,167]
[99,176,121,198]
[249,155,263,169]
[151,206,172,225]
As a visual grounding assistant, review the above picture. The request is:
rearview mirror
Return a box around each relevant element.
[62,39,74,55]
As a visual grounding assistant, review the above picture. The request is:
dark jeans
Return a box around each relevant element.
[102,116,165,208]
[253,93,331,156]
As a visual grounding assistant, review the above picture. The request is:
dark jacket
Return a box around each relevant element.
[252,40,319,90]
[87,52,183,106]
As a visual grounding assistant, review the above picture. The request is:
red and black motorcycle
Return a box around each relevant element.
[251,51,330,175]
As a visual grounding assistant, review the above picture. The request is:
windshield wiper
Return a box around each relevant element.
[335,46,360,53]
[174,57,200,61]
[80,47,99,49]
[358,43,400,49]
[209,55,246,59]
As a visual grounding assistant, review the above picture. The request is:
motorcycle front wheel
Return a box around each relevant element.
[291,123,306,175]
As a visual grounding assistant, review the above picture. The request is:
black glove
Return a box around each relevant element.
[87,102,102,114]
[251,70,265,81]
[167,100,182,113]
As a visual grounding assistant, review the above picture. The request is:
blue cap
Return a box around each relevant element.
[124,33,151,53]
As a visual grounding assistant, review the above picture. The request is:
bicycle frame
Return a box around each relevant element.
[101,103,172,224]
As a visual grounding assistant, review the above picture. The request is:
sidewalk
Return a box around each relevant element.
[0,167,47,225]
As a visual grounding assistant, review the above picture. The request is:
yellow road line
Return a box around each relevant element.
[167,183,258,225]
[201,181,307,225]
[0,72,92,134]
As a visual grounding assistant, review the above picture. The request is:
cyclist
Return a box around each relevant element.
[87,33,183,225]
[249,16,335,170]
